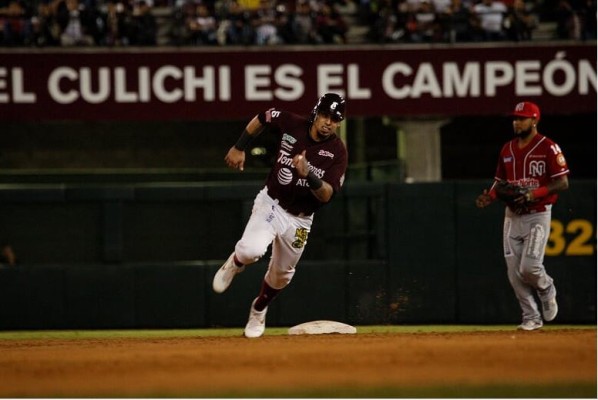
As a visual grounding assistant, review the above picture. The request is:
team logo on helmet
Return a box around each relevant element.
[310,93,346,123]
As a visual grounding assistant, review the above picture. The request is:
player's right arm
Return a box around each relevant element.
[475,181,498,208]
[476,145,506,208]
[291,150,336,203]
[225,115,265,171]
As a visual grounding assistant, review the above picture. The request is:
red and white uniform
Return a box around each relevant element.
[495,133,569,214]
[494,131,569,325]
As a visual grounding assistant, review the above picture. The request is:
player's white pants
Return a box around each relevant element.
[234,187,313,290]
[503,206,555,322]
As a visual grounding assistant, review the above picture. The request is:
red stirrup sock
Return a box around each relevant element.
[233,254,244,268]
[254,280,281,312]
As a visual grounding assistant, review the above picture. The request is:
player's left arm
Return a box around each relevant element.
[523,140,570,202]
[310,179,334,203]
[523,174,569,202]
[292,150,335,203]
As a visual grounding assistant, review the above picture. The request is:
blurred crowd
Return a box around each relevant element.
[0,0,595,47]
[1,0,159,46]
[365,0,596,43]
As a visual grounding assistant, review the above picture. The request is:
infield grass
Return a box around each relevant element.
[0,324,594,340]
[204,383,598,398]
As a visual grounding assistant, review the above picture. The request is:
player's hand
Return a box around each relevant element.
[224,146,246,171]
[513,189,533,204]
[292,150,309,178]
[475,190,493,208]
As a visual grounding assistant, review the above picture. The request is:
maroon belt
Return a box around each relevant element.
[267,188,312,218]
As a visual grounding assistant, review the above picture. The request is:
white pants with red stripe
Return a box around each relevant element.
[503,206,556,323]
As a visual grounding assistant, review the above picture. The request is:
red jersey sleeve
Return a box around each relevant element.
[544,137,570,179]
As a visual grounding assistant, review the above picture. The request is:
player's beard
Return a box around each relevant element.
[514,126,533,139]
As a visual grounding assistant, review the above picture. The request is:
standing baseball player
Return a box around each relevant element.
[476,101,570,331]
[212,93,348,338]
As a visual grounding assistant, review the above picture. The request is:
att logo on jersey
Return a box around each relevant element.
[277,167,293,185]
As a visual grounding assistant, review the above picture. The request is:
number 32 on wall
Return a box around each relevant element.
[546,219,595,256]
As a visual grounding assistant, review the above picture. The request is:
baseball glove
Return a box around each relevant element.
[494,180,530,214]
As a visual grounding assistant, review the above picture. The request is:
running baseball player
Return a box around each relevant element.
[476,101,570,331]
[212,93,348,338]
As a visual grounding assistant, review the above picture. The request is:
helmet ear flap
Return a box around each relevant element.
[309,108,317,124]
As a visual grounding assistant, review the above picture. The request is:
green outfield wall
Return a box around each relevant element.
[0,181,595,329]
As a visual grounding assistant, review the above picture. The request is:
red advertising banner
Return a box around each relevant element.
[0,43,595,121]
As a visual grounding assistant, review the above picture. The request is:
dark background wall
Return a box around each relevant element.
[0,180,595,329]
[440,113,597,180]
[1,113,596,180]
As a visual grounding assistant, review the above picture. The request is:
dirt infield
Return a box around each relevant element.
[0,328,595,397]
